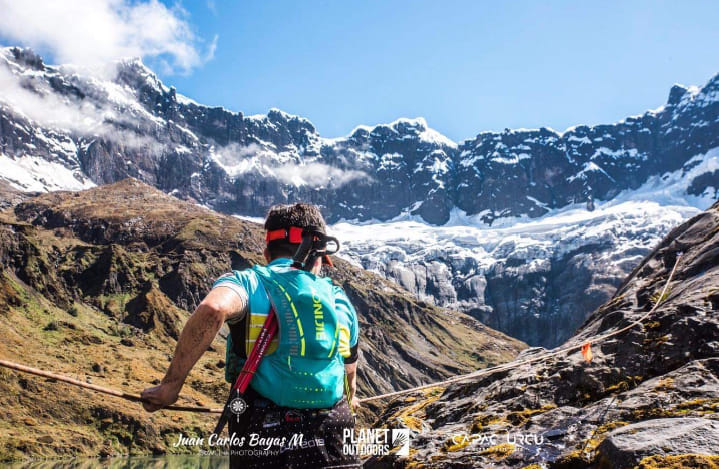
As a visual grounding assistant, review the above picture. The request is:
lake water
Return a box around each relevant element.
[6,454,229,469]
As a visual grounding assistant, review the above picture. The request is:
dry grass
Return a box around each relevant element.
[0,179,527,461]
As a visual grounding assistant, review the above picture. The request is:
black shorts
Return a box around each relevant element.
[228,389,361,469]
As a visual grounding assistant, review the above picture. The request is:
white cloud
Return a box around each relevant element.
[0,0,214,74]
[0,62,165,153]
[211,143,371,189]
[274,163,371,189]
[212,143,275,176]
[0,64,106,133]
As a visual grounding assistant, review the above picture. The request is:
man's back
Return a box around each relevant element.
[216,258,358,408]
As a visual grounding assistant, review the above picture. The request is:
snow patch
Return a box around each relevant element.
[0,153,95,192]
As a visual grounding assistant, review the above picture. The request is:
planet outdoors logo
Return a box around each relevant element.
[342,428,412,457]
[391,429,410,456]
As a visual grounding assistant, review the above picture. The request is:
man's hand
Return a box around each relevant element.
[350,396,361,411]
[141,382,181,412]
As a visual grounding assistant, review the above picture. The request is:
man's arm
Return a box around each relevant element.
[345,361,358,409]
[141,286,246,412]
[344,341,359,409]
[335,284,360,410]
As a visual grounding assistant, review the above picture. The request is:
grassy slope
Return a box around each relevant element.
[0,179,525,461]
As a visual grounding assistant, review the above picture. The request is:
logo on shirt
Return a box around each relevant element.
[310,286,326,341]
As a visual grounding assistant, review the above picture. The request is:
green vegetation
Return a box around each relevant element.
[605,376,643,394]
[654,377,675,392]
[650,287,672,306]
[478,443,515,460]
[471,414,506,432]
[506,404,557,425]
[0,179,525,461]
[632,397,719,419]
[637,454,719,468]
[558,420,629,466]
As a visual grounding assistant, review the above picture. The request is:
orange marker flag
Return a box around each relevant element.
[581,342,593,363]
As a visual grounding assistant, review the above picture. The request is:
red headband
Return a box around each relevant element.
[265,226,304,244]
[265,226,334,267]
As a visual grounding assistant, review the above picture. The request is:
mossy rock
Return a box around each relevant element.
[636,454,719,468]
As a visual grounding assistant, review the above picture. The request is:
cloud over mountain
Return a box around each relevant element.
[0,0,216,74]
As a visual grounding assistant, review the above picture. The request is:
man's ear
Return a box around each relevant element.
[263,248,271,263]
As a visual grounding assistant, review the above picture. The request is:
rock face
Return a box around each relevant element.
[0,180,32,210]
[370,199,719,468]
[2,46,719,350]
[597,418,719,467]
[1,46,719,225]
[0,179,524,461]
[336,199,698,347]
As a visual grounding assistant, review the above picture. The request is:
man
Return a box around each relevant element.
[141,203,360,468]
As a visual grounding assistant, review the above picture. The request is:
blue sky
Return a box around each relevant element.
[3,1,719,142]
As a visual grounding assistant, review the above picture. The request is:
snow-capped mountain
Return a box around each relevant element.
[333,150,718,346]
[1,46,718,346]
[332,148,718,347]
[2,46,718,224]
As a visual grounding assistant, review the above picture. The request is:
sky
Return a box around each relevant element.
[1,0,719,142]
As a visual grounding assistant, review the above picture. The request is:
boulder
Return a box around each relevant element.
[597,418,719,468]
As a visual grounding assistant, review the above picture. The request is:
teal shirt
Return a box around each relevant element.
[213,258,359,408]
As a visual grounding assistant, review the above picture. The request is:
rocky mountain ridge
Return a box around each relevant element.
[1,46,718,226]
[334,198,700,347]
[369,199,719,468]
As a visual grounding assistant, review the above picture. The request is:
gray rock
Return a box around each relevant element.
[597,418,719,468]
[369,201,719,467]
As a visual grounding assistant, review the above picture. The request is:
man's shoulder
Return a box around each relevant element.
[330,281,357,315]
[328,279,349,296]
[213,268,260,289]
